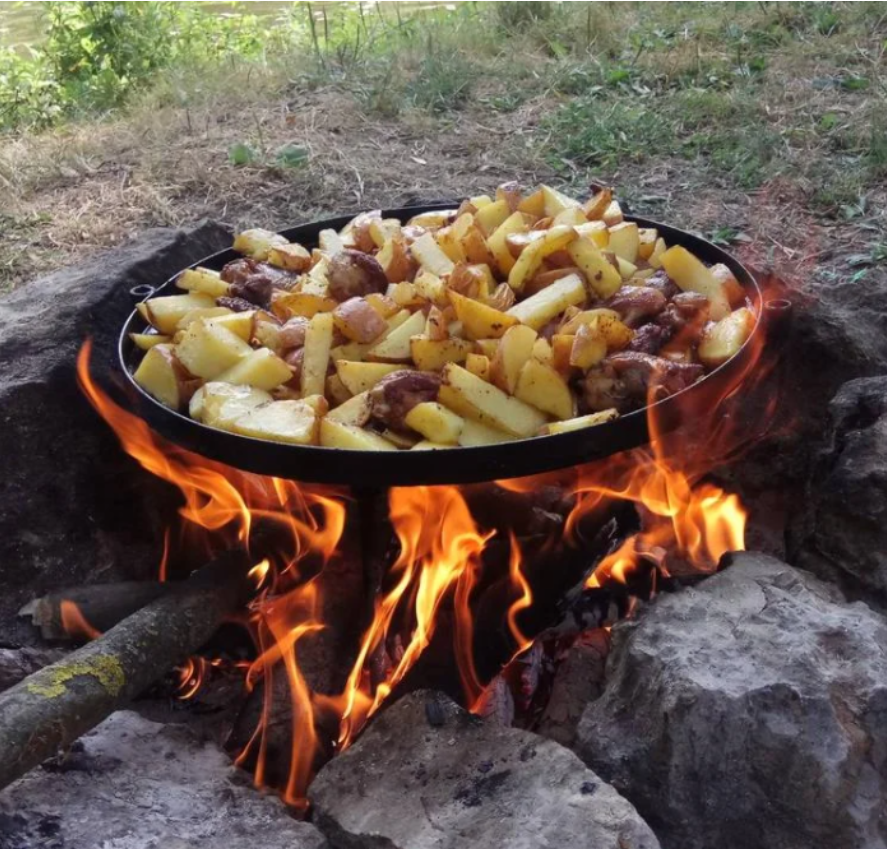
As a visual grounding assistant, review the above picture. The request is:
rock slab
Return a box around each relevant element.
[791,376,887,605]
[0,222,230,646]
[577,553,887,849]
[309,689,660,849]
[0,710,327,849]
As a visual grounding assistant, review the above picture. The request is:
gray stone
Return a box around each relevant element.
[309,689,660,849]
[0,222,230,646]
[0,710,327,849]
[577,553,887,849]
[790,376,887,605]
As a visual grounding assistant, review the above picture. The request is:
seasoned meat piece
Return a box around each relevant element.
[605,285,667,327]
[607,351,704,400]
[220,258,298,308]
[217,295,257,313]
[327,249,388,302]
[656,291,710,340]
[279,317,310,350]
[579,363,631,413]
[644,270,679,300]
[369,370,440,430]
[627,323,669,354]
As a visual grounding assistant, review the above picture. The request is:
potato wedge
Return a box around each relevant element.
[448,290,519,340]
[539,408,619,435]
[570,324,608,369]
[660,245,730,320]
[514,358,575,420]
[407,210,458,230]
[333,297,387,343]
[130,332,171,351]
[325,391,372,426]
[233,228,287,260]
[133,344,194,410]
[567,239,622,299]
[320,419,398,451]
[272,291,337,320]
[551,333,575,374]
[637,228,658,261]
[301,312,335,397]
[574,221,610,249]
[489,324,537,394]
[411,231,455,276]
[532,337,554,365]
[175,306,232,332]
[474,199,511,236]
[508,224,577,292]
[268,243,312,272]
[583,188,612,220]
[138,293,216,334]
[410,336,474,371]
[404,401,464,445]
[217,347,292,391]
[366,310,426,362]
[487,211,534,275]
[647,237,667,269]
[505,273,586,330]
[176,267,230,297]
[602,200,624,227]
[698,307,756,368]
[208,310,255,342]
[458,419,516,446]
[608,222,639,264]
[710,263,748,308]
[176,318,253,380]
[189,382,272,426]
[465,353,491,381]
[541,185,581,217]
[438,363,547,438]
[319,228,346,254]
[336,360,402,395]
[231,399,317,444]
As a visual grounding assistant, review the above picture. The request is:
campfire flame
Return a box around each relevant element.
[75,293,777,810]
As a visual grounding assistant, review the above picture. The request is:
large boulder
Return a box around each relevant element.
[576,553,887,849]
[0,710,327,849]
[310,689,660,849]
[789,376,887,605]
[0,222,231,646]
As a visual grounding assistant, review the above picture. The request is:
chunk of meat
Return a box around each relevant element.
[607,351,704,400]
[643,270,679,300]
[369,370,440,430]
[626,323,669,355]
[220,258,298,308]
[605,285,667,327]
[578,363,631,413]
[656,291,710,341]
[327,250,388,302]
[217,295,257,313]
[279,317,310,350]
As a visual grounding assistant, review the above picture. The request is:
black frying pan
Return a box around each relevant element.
[118,205,762,485]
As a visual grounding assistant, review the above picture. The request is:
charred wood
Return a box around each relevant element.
[0,549,253,792]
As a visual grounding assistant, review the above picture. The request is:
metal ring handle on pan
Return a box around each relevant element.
[118,205,763,486]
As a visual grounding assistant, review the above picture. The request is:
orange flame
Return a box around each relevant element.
[59,600,102,641]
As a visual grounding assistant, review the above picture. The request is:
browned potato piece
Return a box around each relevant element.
[698,307,756,367]
[449,291,519,340]
[514,358,575,420]
[490,324,537,394]
[268,243,312,272]
[333,297,388,343]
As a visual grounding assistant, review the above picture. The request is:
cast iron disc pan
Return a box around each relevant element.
[118,204,762,486]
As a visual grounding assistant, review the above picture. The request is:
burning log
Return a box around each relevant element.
[0,549,254,792]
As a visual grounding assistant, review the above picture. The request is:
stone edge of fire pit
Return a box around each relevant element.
[575,551,887,849]
[0,709,328,849]
[308,689,661,849]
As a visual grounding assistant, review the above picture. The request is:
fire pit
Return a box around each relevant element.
[7,189,842,849]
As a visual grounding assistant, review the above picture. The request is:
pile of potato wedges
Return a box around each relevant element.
[131,183,755,451]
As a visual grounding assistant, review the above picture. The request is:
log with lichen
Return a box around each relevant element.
[0,549,253,791]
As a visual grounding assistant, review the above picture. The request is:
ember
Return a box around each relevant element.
[72,285,776,811]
